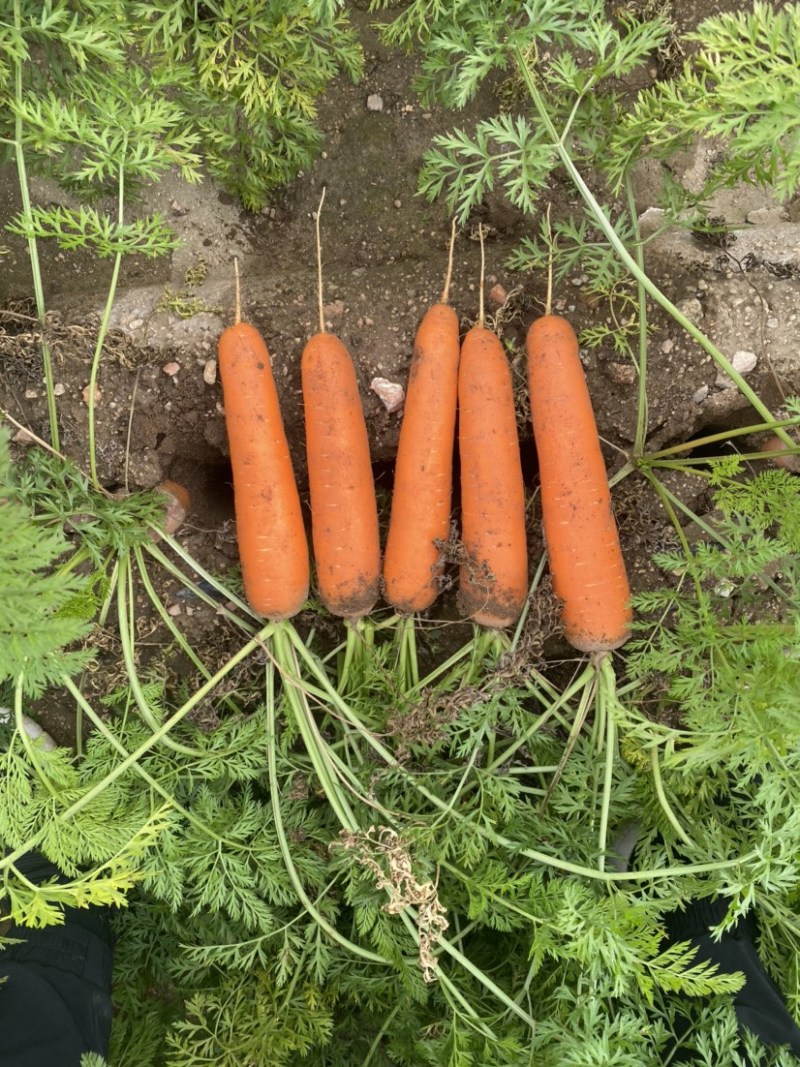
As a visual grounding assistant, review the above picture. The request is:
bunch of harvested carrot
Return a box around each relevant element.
[382,220,461,689]
[458,227,528,633]
[302,188,381,690]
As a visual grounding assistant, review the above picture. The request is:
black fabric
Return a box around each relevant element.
[0,853,113,1067]
[664,896,800,1063]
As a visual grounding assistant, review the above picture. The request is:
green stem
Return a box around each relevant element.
[264,665,389,965]
[597,664,617,873]
[62,675,220,841]
[515,50,793,448]
[643,416,800,460]
[510,553,547,653]
[12,0,58,449]
[398,909,538,1030]
[339,616,376,694]
[0,629,272,874]
[273,625,358,831]
[88,158,126,488]
[117,554,206,758]
[133,546,242,717]
[144,538,256,631]
[625,173,649,456]
[486,663,594,773]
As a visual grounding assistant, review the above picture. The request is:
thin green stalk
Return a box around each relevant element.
[398,909,538,1031]
[117,554,206,758]
[625,173,649,456]
[597,671,617,873]
[13,677,58,800]
[515,49,793,449]
[339,616,376,694]
[394,614,420,692]
[144,538,256,630]
[62,674,221,841]
[644,417,800,460]
[133,545,242,717]
[487,662,594,773]
[12,0,58,449]
[647,451,800,469]
[510,553,547,653]
[650,748,694,847]
[273,625,358,831]
[1,628,273,874]
[88,157,127,488]
[264,666,390,966]
[363,1004,401,1066]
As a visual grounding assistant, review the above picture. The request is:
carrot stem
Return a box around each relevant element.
[315,185,327,334]
[544,203,553,317]
[233,257,242,325]
[441,217,457,304]
[477,224,486,328]
[596,662,616,873]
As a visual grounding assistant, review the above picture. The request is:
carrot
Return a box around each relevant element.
[302,188,380,619]
[156,479,190,536]
[383,221,460,613]
[458,228,528,628]
[525,313,631,652]
[218,262,309,619]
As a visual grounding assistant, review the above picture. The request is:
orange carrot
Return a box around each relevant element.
[383,221,460,613]
[218,264,309,619]
[525,314,631,652]
[302,189,380,618]
[156,480,190,536]
[458,229,528,628]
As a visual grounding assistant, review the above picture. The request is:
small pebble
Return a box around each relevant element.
[370,377,405,413]
[129,318,144,330]
[167,603,182,617]
[488,284,508,307]
[24,388,38,399]
[660,339,674,354]
[202,359,217,385]
[366,94,384,112]
[715,350,757,389]
[12,428,35,446]
[393,199,402,209]
[322,300,345,321]
[82,384,101,405]
[692,385,710,404]
[605,362,636,386]
[162,361,181,377]
[676,297,703,323]
[53,382,66,396]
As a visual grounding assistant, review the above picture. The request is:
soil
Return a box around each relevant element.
[2,4,799,743]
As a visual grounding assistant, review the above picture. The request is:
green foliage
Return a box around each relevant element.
[135,0,363,210]
[2,1,362,214]
[9,447,168,562]
[7,206,179,259]
[611,2,800,198]
[412,0,671,223]
[0,429,91,697]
